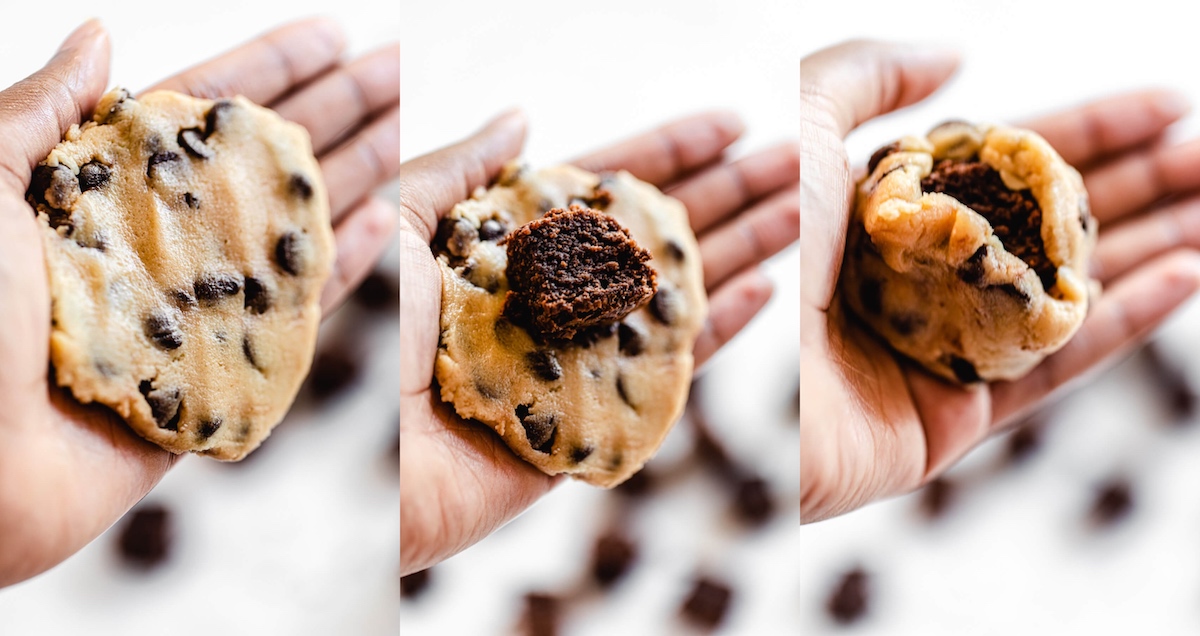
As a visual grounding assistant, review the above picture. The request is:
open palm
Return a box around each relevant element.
[0,18,399,586]
[399,111,799,575]
[802,40,1200,521]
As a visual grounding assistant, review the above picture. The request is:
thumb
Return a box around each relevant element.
[802,39,960,139]
[397,109,527,242]
[0,19,110,190]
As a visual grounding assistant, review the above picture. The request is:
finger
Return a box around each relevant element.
[905,368,990,480]
[698,188,799,292]
[667,141,799,234]
[801,39,960,138]
[272,43,399,156]
[320,196,399,314]
[693,267,774,367]
[569,112,745,187]
[144,17,345,105]
[0,19,109,191]
[1081,138,1200,225]
[319,107,400,222]
[990,249,1200,425]
[1020,89,1189,169]
[397,110,527,243]
[1092,197,1200,282]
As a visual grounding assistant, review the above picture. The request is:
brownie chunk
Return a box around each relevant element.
[921,159,1057,290]
[503,205,657,340]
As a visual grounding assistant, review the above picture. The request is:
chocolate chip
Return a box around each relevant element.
[243,276,271,314]
[144,313,183,350]
[1089,478,1134,528]
[827,567,870,624]
[242,335,260,370]
[97,88,134,124]
[30,164,80,211]
[139,380,182,430]
[204,100,234,137]
[177,127,212,159]
[958,245,989,285]
[461,262,500,293]
[516,404,556,453]
[867,142,901,175]
[116,503,173,568]
[918,477,957,520]
[434,217,478,258]
[401,568,432,599]
[617,374,636,409]
[996,282,1031,304]
[305,348,361,402]
[648,287,679,325]
[889,312,926,336]
[570,445,594,463]
[591,533,637,588]
[947,355,981,384]
[478,218,507,241]
[194,274,242,304]
[615,322,645,356]
[859,279,882,315]
[664,239,686,261]
[680,577,733,630]
[78,160,110,192]
[350,270,398,312]
[289,173,313,200]
[615,468,655,498]
[523,593,561,636]
[571,322,616,348]
[146,151,180,177]
[1006,421,1043,465]
[526,350,562,381]
[274,232,304,275]
[733,476,775,526]
[183,192,201,209]
[197,417,222,439]
[173,290,197,308]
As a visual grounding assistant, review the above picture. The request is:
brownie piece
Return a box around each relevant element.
[921,159,1055,290]
[590,532,638,587]
[680,577,733,630]
[503,205,657,340]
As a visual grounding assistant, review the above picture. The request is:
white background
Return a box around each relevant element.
[401,1,801,635]
[0,2,400,635]
[800,1,1200,634]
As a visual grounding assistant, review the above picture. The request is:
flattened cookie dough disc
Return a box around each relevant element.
[434,164,707,487]
[29,88,334,460]
[840,121,1098,383]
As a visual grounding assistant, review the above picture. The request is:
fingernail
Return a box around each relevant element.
[486,108,527,132]
[1156,90,1191,120]
[712,110,746,137]
[58,18,104,54]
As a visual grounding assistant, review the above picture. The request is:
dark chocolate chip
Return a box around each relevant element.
[144,313,183,350]
[1005,421,1043,465]
[1089,478,1134,528]
[183,192,201,209]
[242,335,260,370]
[350,270,399,312]
[526,350,562,381]
[858,279,882,315]
[523,593,560,636]
[194,274,242,303]
[139,381,182,430]
[516,404,556,453]
[681,577,733,630]
[243,277,271,314]
[197,417,222,439]
[274,232,304,275]
[478,218,507,241]
[615,468,655,498]
[570,445,594,463]
[947,355,981,384]
[433,217,478,258]
[591,533,637,588]
[98,88,134,124]
[177,127,212,159]
[617,374,636,409]
[78,160,110,192]
[461,263,500,293]
[305,349,360,402]
[867,141,901,175]
[146,151,180,177]
[827,567,870,624]
[173,290,197,308]
[958,245,989,285]
[204,100,234,137]
[400,568,432,599]
[733,476,775,526]
[918,477,957,520]
[664,239,686,261]
[617,322,644,356]
[31,164,80,211]
[996,282,1031,304]
[116,503,173,568]
[474,379,501,400]
[648,287,679,325]
[289,173,314,200]
[889,312,926,336]
[571,322,616,348]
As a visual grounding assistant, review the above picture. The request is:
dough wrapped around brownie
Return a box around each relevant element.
[840,121,1098,383]
[433,163,706,487]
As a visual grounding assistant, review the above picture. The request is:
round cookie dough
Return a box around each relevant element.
[28,87,334,460]
[840,121,1098,383]
[433,163,707,488]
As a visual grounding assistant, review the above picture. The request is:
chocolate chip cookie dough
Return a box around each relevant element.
[840,121,1098,383]
[28,87,334,460]
[433,164,707,487]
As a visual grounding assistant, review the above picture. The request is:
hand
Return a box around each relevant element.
[801,40,1200,522]
[399,110,798,575]
[0,18,399,587]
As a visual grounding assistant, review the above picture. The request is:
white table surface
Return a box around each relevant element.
[0,3,400,635]
[800,1,1200,633]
